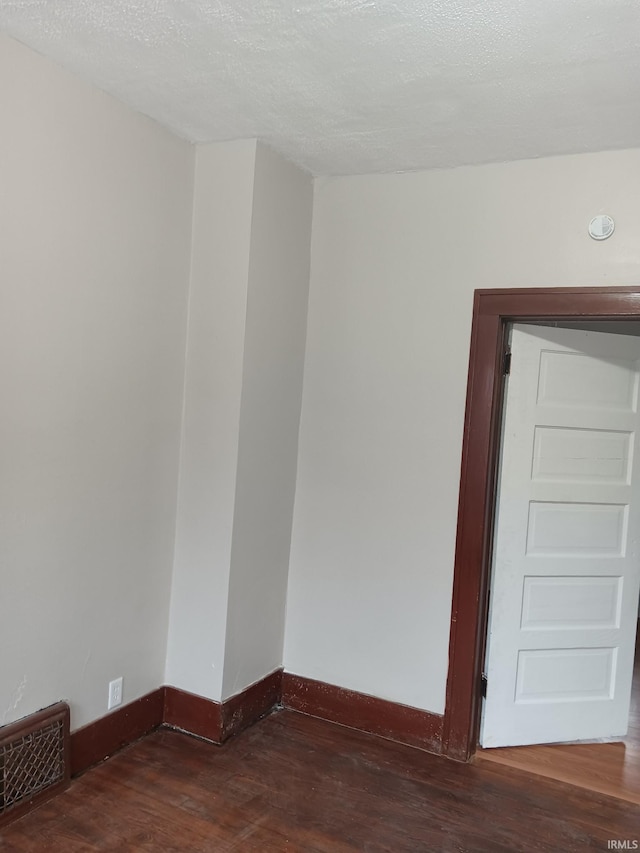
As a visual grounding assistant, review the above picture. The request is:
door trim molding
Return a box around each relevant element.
[442,285,640,761]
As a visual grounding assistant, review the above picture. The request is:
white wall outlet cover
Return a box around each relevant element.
[588,214,615,240]
[107,676,123,710]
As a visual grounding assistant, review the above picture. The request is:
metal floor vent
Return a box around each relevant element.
[0,702,70,827]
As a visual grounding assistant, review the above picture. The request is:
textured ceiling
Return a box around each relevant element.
[1,0,640,175]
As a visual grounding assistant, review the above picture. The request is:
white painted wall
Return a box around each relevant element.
[222,143,313,698]
[0,34,194,729]
[165,140,256,700]
[284,148,640,714]
[5,27,639,727]
[165,141,313,701]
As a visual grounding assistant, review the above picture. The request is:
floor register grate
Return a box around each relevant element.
[0,702,70,827]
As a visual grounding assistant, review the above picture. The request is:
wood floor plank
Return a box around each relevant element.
[1,710,638,852]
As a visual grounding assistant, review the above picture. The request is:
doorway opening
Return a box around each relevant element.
[442,287,640,770]
[474,318,640,802]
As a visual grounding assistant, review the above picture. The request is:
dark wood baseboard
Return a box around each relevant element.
[69,668,443,780]
[70,671,282,778]
[163,668,283,744]
[221,668,282,742]
[70,688,164,776]
[282,673,443,754]
[163,685,223,742]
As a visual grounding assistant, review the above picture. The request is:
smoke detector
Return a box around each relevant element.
[588,215,615,240]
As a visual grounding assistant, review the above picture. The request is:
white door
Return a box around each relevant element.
[481,323,640,748]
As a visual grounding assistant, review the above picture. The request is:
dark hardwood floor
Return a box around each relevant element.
[1,709,638,852]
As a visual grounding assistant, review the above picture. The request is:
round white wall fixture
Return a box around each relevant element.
[588,214,615,240]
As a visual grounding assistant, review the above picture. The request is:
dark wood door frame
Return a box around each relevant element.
[441,285,640,761]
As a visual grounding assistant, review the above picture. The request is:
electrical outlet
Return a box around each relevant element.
[108,676,123,710]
